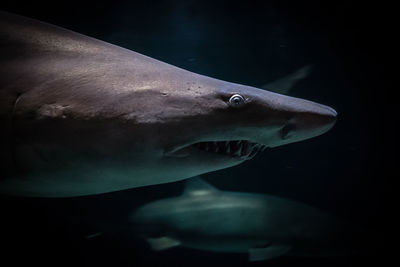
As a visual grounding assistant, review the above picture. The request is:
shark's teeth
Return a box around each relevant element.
[214,143,219,153]
[193,141,267,160]
[233,142,242,157]
[247,144,262,159]
[225,142,230,154]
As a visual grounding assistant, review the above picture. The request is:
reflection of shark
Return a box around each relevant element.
[0,12,336,197]
[131,178,356,261]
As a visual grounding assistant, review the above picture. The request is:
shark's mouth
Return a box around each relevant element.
[191,140,267,160]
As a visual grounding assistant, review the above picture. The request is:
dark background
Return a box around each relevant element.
[0,1,396,266]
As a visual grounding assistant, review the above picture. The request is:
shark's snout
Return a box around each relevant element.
[270,99,337,147]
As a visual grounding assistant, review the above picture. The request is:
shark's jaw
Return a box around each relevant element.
[165,140,267,161]
[192,140,267,160]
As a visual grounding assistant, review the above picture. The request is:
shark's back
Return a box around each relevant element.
[0,11,129,180]
[0,11,188,188]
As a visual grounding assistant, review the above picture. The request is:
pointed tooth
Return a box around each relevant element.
[248,146,259,158]
[234,142,243,157]
[224,141,229,150]
[214,142,219,153]
[212,142,217,152]
[217,142,224,153]
[205,142,210,152]
[241,141,249,157]
[230,141,236,155]
[250,143,257,155]
[261,145,267,152]
[234,149,241,157]
[229,141,236,155]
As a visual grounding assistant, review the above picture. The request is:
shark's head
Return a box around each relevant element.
[131,73,337,178]
[6,68,337,195]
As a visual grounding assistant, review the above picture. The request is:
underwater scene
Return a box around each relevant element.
[0,1,395,266]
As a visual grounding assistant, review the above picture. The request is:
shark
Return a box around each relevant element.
[131,177,358,261]
[0,12,336,197]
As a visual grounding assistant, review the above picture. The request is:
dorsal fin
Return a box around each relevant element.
[261,64,313,95]
[183,177,219,196]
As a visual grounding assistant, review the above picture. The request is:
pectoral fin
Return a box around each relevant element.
[146,236,181,251]
[248,245,291,261]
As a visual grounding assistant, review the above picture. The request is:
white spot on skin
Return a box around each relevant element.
[37,104,68,119]
[136,85,153,90]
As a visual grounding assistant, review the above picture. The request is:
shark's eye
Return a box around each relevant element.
[228,94,245,108]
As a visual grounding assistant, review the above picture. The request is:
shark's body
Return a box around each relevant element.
[0,12,336,197]
[131,178,357,261]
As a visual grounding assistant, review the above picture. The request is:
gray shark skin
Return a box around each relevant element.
[131,178,356,261]
[0,12,336,197]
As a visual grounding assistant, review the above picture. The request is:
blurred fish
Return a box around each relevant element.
[131,177,359,261]
[85,232,103,239]
[0,12,336,197]
[262,65,312,94]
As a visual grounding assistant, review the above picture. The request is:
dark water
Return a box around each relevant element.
[1,1,395,266]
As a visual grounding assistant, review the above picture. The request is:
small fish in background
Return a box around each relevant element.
[131,177,359,262]
[262,65,313,95]
[85,232,103,240]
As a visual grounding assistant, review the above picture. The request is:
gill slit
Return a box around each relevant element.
[11,92,23,167]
